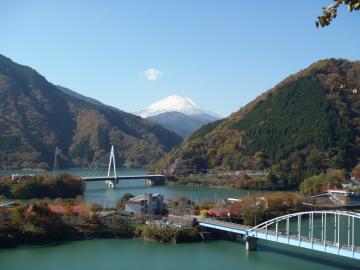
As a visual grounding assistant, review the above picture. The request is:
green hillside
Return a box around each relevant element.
[157,59,360,188]
[0,54,182,169]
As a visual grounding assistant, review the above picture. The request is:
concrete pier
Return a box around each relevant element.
[245,237,257,251]
[145,178,153,186]
[105,180,116,189]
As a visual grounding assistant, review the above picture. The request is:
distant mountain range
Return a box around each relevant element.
[156,59,360,189]
[136,95,220,137]
[0,54,182,169]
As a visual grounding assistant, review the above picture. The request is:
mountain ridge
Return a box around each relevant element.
[156,58,360,189]
[56,85,105,107]
[0,54,182,169]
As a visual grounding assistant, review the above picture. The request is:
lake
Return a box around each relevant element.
[0,168,359,269]
[0,239,359,270]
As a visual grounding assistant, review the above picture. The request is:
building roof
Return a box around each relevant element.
[128,193,163,202]
[208,207,233,217]
[27,204,88,214]
[48,204,87,214]
[129,195,145,202]
[98,210,132,218]
[0,201,17,208]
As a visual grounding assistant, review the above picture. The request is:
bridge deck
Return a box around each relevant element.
[199,218,251,235]
[81,175,164,181]
[199,218,360,260]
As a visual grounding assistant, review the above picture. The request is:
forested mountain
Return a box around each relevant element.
[157,59,360,189]
[0,54,182,169]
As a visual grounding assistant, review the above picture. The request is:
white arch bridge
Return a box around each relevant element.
[198,211,360,260]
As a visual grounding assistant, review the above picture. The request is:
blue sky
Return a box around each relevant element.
[1,0,359,116]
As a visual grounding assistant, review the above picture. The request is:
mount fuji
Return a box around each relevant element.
[136,95,220,138]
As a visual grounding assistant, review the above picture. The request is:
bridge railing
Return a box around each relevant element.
[249,211,360,253]
[198,211,360,259]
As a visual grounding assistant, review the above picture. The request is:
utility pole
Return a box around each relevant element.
[53,146,59,176]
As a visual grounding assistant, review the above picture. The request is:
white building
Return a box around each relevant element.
[125,193,165,215]
[97,210,132,225]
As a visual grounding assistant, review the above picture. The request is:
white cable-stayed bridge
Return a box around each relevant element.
[65,145,164,189]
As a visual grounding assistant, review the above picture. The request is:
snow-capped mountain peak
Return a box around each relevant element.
[137,95,218,118]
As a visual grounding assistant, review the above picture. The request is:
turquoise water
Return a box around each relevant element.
[81,168,259,205]
[0,239,358,270]
[1,168,258,206]
[1,168,359,269]
[84,170,257,207]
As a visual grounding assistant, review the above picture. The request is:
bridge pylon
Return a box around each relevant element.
[105,145,117,189]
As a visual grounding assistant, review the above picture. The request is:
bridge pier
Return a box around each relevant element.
[145,177,164,186]
[245,237,257,251]
[145,178,153,186]
[106,180,116,189]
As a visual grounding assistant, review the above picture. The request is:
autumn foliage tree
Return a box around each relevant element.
[116,193,134,209]
[0,174,85,199]
[26,201,58,227]
[229,192,304,226]
[316,0,360,27]
[300,169,348,194]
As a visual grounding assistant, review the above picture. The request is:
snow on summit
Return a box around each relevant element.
[137,95,218,118]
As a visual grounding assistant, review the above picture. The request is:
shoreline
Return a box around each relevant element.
[0,223,203,249]
[165,175,273,190]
